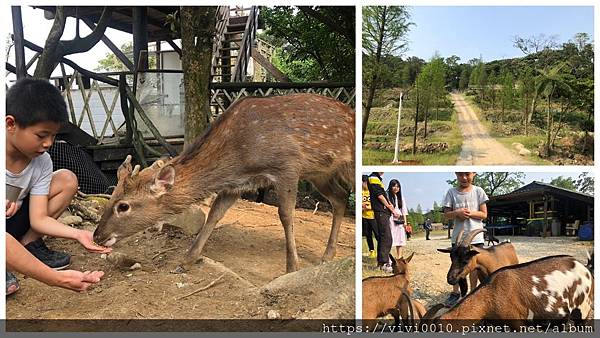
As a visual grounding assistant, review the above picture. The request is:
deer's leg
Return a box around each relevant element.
[275,180,299,273]
[311,176,349,263]
[183,190,240,267]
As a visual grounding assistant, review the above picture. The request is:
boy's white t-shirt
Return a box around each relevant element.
[6,152,53,210]
[443,186,489,245]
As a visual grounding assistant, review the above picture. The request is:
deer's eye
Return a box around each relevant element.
[116,202,130,213]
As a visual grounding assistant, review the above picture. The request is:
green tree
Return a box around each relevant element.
[575,173,594,195]
[458,66,470,91]
[549,176,576,191]
[446,172,525,197]
[536,63,572,155]
[362,6,412,142]
[500,70,515,115]
[95,41,156,72]
[261,6,355,82]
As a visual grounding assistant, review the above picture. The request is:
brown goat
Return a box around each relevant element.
[421,255,594,331]
[362,253,426,326]
[93,93,354,273]
[438,228,518,294]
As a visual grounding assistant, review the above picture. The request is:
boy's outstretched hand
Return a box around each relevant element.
[6,200,17,217]
[76,230,112,253]
[56,270,105,292]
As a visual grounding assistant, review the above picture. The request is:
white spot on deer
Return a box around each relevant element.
[322,125,328,129]
[557,308,566,316]
[527,309,534,320]
[532,286,543,298]
[531,276,540,284]
[251,105,257,108]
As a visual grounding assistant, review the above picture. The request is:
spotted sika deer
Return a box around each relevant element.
[438,228,519,294]
[93,93,354,273]
[420,255,594,330]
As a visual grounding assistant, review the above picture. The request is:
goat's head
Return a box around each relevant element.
[437,228,486,285]
[390,252,415,275]
[93,155,177,246]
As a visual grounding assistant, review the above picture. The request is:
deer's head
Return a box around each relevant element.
[93,155,177,246]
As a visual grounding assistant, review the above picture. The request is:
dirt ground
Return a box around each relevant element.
[452,93,534,165]
[7,200,355,330]
[363,232,593,310]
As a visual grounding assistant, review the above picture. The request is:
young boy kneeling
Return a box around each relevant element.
[6,78,111,294]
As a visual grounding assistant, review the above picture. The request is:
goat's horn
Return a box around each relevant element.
[455,227,465,245]
[460,229,487,247]
[421,303,446,321]
[401,290,415,326]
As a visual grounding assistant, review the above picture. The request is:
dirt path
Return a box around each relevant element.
[452,93,533,165]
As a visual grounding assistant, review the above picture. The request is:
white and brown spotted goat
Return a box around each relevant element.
[93,93,354,273]
[420,255,594,330]
[438,228,519,294]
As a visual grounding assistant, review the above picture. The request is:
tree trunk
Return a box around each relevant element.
[412,81,419,155]
[34,7,112,79]
[545,87,553,156]
[181,6,217,149]
[362,7,387,143]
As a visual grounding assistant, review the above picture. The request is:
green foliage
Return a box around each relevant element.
[575,173,594,195]
[446,172,525,197]
[549,176,576,191]
[94,41,156,72]
[363,6,412,89]
[260,6,355,82]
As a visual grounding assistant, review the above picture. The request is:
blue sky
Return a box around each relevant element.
[363,172,592,212]
[405,6,594,61]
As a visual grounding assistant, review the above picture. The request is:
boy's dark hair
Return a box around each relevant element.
[362,175,368,183]
[6,78,68,127]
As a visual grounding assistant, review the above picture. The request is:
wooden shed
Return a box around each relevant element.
[487,181,593,237]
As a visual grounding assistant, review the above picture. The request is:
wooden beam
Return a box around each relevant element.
[251,47,289,82]
[11,6,26,79]
[123,85,178,156]
[165,39,182,57]
[83,18,134,71]
[23,39,119,87]
[133,7,148,71]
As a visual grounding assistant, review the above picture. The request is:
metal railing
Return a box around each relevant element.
[210,81,356,112]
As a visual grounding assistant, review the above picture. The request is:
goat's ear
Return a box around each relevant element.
[405,252,415,263]
[150,165,175,197]
[437,247,452,253]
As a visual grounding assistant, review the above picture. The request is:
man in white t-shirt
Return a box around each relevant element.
[5,78,111,295]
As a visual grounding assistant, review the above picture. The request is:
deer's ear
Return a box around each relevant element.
[150,165,175,197]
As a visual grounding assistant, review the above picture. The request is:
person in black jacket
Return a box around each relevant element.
[367,172,400,273]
